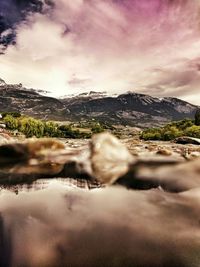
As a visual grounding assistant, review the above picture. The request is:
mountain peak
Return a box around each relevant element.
[0,78,6,86]
[0,81,198,127]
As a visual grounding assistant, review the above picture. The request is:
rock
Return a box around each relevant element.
[0,138,67,184]
[0,138,65,164]
[26,138,65,157]
[90,133,135,185]
[0,133,199,192]
[156,148,172,156]
[0,133,135,185]
[146,144,158,152]
[0,137,92,185]
[133,157,200,192]
[189,151,200,158]
[174,136,200,145]
[0,123,6,128]
[0,133,12,145]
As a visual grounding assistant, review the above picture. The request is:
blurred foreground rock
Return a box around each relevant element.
[0,133,135,186]
[91,133,135,184]
[0,132,13,145]
[0,133,199,192]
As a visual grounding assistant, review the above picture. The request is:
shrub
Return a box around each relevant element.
[58,125,75,138]
[3,114,93,139]
[162,126,183,141]
[4,115,19,130]
[91,122,105,134]
[170,119,194,130]
[19,117,44,138]
[58,125,83,138]
[1,112,21,118]
[141,125,183,141]
[184,125,200,138]
[141,132,162,140]
[44,121,58,137]
[141,128,162,140]
[2,113,112,139]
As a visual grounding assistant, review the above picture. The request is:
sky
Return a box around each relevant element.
[0,0,200,104]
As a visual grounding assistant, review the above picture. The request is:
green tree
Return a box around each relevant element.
[1,112,21,118]
[170,119,194,130]
[162,126,183,141]
[91,122,105,134]
[4,115,19,129]
[44,121,58,137]
[195,109,200,126]
[184,125,200,138]
[140,128,162,140]
[19,117,44,138]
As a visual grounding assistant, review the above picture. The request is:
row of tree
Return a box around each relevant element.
[3,113,109,138]
[141,117,200,141]
[3,115,93,138]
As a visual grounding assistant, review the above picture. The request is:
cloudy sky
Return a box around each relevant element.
[0,0,200,104]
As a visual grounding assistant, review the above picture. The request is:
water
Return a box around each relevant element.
[0,181,200,267]
[0,178,101,194]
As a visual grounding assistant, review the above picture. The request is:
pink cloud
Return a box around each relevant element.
[0,0,200,103]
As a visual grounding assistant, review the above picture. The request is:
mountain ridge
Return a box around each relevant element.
[0,80,198,127]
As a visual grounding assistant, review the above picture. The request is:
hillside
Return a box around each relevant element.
[62,92,198,127]
[0,80,198,127]
[0,81,66,120]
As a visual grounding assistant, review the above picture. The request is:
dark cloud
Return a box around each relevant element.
[140,60,200,99]
[0,0,53,51]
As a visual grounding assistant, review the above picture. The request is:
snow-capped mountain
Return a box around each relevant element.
[0,80,198,127]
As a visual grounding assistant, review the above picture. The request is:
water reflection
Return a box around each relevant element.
[0,178,101,194]
[0,182,200,267]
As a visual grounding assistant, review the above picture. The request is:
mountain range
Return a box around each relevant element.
[0,79,198,127]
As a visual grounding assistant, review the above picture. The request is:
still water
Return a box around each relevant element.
[0,179,200,267]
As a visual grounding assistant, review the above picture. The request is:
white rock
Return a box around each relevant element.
[90,132,135,185]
